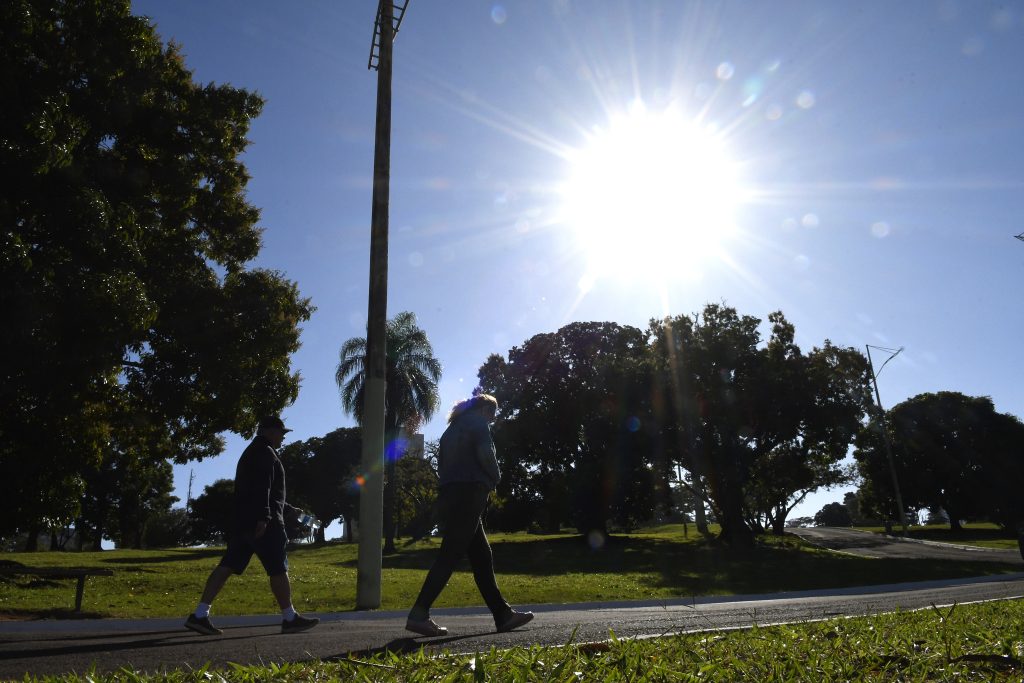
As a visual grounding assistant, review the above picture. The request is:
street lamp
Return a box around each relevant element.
[357,0,409,610]
[865,344,907,536]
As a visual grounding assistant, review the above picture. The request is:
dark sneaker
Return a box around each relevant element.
[281,613,320,634]
[405,617,448,637]
[496,610,534,633]
[185,614,223,636]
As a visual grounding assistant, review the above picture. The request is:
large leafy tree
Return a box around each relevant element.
[854,392,1024,530]
[814,501,852,527]
[649,305,871,545]
[335,311,441,552]
[1,0,313,544]
[393,447,440,541]
[188,479,234,546]
[280,427,362,543]
[741,336,871,534]
[479,321,662,537]
[649,305,763,546]
[76,410,179,549]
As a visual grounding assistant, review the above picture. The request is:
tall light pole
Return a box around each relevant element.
[865,344,907,536]
[357,0,409,610]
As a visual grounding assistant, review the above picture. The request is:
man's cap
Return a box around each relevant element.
[258,415,292,433]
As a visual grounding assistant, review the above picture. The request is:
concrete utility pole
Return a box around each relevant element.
[357,0,409,610]
[865,344,907,536]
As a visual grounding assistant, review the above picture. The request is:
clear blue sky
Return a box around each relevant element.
[130,1,1024,526]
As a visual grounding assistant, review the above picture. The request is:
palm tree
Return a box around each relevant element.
[336,311,441,552]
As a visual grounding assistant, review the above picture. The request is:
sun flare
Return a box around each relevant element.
[560,105,745,285]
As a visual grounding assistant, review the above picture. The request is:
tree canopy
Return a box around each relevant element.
[649,305,872,544]
[280,427,363,543]
[814,502,852,527]
[480,321,664,537]
[1,0,312,544]
[478,305,873,546]
[854,391,1024,530]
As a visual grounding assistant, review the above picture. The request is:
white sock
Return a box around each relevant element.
[282,605,296,621]
[194,602,211,619]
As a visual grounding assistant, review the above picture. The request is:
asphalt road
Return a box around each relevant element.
[2,530,1022,679]
[789,526,1024,562]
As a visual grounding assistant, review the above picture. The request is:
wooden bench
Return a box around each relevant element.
[0,567,114,612]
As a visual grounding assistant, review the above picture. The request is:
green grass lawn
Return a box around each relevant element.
[2,524,1020,619]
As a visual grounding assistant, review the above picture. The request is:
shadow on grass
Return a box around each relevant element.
[348,532,1023,598]
[98,548,224,565]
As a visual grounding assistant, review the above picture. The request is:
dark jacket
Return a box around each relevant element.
[437,410,500,490]
[233,435,287,530]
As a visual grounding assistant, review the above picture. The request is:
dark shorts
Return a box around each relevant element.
[219,521,289,576]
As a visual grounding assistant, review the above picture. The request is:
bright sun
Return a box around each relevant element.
[560,105,744,285]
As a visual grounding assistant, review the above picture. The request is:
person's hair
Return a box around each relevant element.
[447,393,498,424]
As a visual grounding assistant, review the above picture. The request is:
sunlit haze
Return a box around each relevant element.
[128,1,1024,528]
[560,103,744,288]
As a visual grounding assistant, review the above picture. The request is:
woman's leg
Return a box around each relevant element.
[466,520,511,619]
[408,484,483,620]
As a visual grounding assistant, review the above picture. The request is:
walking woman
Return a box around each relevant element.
[405,393,534,637]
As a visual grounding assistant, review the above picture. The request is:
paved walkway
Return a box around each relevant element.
[2,573,1024,678]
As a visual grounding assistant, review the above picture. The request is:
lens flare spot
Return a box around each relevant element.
[871,221,891,238]
[587,530,606,550]
[961,36,984,56]
[796,90,816,109]
[626,416,641,432]
[716,62,735,80]
[386,438,409,462]
[491,5,507,24]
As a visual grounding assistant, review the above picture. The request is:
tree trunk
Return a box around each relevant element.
[712,457,753,548]
[692,476,709,535]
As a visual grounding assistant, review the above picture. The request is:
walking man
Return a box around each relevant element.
[405,393,533,636]
[185,416,319,635]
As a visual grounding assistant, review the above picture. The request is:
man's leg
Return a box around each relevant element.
[269,572,292,610]
[256,524,318,632]
[185,564,235,635]
[200,565,234,605]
